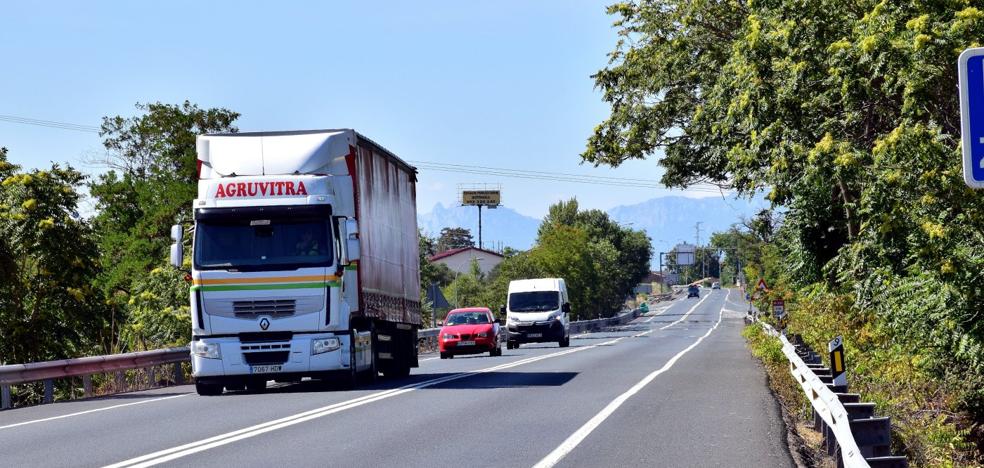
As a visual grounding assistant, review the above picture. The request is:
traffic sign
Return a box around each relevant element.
[958,48,984,188]
[756,278,768,291]
[772,299,785,316]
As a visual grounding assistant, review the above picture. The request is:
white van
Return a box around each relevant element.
[502,278,571,349]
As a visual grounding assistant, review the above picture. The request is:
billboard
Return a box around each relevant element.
[673,243,696,266]
[462,190,501,206]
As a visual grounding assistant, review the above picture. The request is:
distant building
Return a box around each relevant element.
[635,271,669,295]
[428,246,504,275]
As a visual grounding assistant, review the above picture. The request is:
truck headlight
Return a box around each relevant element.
[191,341,221,359]
[312,337,341,355]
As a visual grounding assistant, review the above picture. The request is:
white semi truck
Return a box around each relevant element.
[169,129,421,395]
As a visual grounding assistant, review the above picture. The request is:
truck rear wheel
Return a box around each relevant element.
[382,365,410,379]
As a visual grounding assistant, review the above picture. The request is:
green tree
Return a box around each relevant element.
[588,0,984,456]
[436,227,474,252]
[90,101,239,297]
[0,148,104,363]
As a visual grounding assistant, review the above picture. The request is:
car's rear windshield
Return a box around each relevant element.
[509,291,559,312]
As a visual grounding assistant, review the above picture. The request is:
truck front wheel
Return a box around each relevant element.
[195,381,223,396]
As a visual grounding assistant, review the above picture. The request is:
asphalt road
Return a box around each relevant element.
[0,288,794,468]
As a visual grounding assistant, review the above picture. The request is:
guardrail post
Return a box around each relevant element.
[850,417,893,458]
[43,379,54,404]
[2,384,11,409]
[83,374,93,397]
[115,370,125,393]
[173,363,184,385]
[147,366,156,389]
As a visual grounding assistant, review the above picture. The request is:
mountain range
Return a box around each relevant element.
[417,195,770,263]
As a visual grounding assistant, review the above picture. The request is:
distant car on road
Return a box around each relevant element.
[439,308,502,359]
[711,282,721,290]
[687,285,700,298]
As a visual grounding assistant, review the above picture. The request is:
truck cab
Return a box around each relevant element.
[503,278,571,349]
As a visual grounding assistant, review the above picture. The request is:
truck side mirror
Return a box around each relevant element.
[169,224,184,268]
[562,303,571,313]
[169,242,183,268]
[170,224,183,242]
[499,305,506,314]
[344,218,360,262]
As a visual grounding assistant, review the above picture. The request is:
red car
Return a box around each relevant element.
[439,308,502,359]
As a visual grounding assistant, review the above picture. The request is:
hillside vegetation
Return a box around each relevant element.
[586,1,984,464]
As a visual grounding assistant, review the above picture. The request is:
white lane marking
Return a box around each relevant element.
[0,394,189,431]
[8,310,663,433]
[532,300,726,468]
[658,293,710,330]
[106,336,628,468]
[643,304,674,323]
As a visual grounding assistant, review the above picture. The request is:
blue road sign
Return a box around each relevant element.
[959,48,984,188]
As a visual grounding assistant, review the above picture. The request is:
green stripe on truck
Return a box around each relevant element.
[190,281,340,292]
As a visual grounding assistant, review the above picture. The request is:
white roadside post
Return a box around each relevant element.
[958,47,984,188]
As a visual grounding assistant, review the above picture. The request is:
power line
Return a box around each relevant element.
[0,112,728,192]
[411,160,674,185]
[414,162,722,191]
[0,114,100,133]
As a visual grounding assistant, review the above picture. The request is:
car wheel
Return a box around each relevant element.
[559,336,570,348]
[195,382,223,396]
[440,352,450,359]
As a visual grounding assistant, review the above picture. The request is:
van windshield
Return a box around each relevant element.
[195,217,333,271]
[509,291,559,312]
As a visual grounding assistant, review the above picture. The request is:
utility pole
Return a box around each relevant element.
[695,222,704,279]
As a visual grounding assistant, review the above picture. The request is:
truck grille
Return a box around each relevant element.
[233,299,296,318]
[243,351,290,366]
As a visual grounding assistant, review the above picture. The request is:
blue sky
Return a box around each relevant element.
[0,1,723,218]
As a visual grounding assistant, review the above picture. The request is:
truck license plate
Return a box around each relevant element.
[251,365,282,374]
[458,340,475,346]
[527,333,542,338]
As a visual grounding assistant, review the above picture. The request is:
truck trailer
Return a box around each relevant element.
[169,129,421,395]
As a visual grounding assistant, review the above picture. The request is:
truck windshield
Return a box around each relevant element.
[509,291,559,312]
[195,217,333,271]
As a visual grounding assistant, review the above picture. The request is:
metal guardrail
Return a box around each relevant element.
[2,306,654,410]
[778,333,870,468]
[749,315,908,468]
[1,347,189,410]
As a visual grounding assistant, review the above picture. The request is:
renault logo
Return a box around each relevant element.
[259,318,270,330]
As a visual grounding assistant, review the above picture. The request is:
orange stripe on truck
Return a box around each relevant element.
[192,275,339,285]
